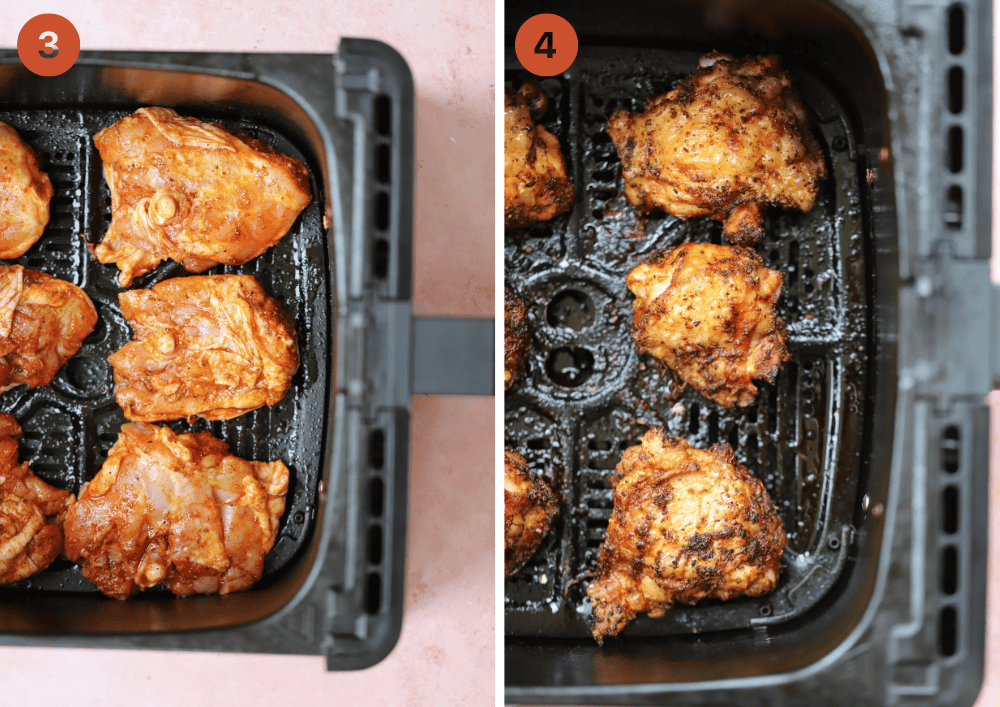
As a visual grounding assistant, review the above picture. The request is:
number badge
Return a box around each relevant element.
[515,14,578,77]
[17,15,80,77]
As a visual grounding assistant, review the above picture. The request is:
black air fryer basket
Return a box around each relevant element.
[504,0,994,704]
[0,40,492,670]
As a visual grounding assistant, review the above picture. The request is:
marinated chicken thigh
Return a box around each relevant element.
[588,429,786,644]
[504,450,558,578]
[0,264,97,392]
[0,123,53,259]
[607,53,827,244]
[627,242,789,407]
[504,82,575,230]
[504,288,529,391]
[108,274,299,422]
[63,423,288,599]
[92,107,312,286]
[0,413,74,584]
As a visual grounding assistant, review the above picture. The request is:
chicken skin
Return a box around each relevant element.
[63,423,288,599]
[0,123,53,260]
[504,288,529,391]
[504,450,558,578]
[588,429,785,644]
[0,264,98,392]
[92,107,312,286]
[627,242,789,407]
[607,53,827,244]
[0,413,74,584]
[504,82,575,230]
[108,274,299,422]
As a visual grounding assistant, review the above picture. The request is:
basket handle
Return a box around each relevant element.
[412,316,494,395]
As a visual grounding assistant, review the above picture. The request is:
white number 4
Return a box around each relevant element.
[38,31,59,58]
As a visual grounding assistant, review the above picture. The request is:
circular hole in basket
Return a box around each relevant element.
[65,356,110,394]
[759,603,772,616]
[828,536,841,550]
[545,347,594,387]
[546,289,595,330]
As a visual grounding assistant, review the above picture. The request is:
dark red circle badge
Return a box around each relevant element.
[17,15,81,77]
[515,14,578,77]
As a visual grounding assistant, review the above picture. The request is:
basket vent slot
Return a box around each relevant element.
[374,94,391,136]
[373,238,389,279]
[942,546,958,595]
[942,486,959,534]
[369,477,384,517]
[374,191,390,232]
[947,67,964,114]
[948,4,965,55]
[364,424,388,618]
[943,7,966,236]
[946,126,963,173]
[376,143,390,184]
[369,429,385,469]
[365,572,382,614]
[936,419,965,665]
[368,525,383,565]
[939,606,958,656]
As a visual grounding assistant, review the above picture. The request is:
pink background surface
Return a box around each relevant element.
[0,1,495,706]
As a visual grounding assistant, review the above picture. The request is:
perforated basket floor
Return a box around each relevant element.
[0,107,329,594]
[504,48,870,638]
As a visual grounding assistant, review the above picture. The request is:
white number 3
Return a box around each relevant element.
[38,31,59,58]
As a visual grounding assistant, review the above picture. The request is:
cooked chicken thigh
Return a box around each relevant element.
[627,242,789,407]
[607,53,827,244]
[108,274,298,422]
[504,450,558,578]
[504,288,529,391]
[504,82,575,230]
[92,107,312,286]
[0,413,73,584]
[63,423,288,599]
[0,264,97,392]
[588,429,785,643]
[0,123,53,259]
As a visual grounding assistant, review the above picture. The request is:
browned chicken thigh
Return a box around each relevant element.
[63,423,288,599]
[504,83,575,230]
[607,53,827,244]
[627,242,789,407]
[108,274,299,422]
[504,450,558,577]
[91,107,312,286]
[0,123,53,259]
[588,429,786,644]
[0,264,97,392]
[0,413,73,584]
[504,288,529,391]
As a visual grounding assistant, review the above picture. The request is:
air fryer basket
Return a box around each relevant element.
[0,41,473,672]
[505,0,993,705]
[506,46,867,639]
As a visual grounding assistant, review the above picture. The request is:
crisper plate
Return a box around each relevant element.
[0,106,328,593]
[504,47,869,639]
